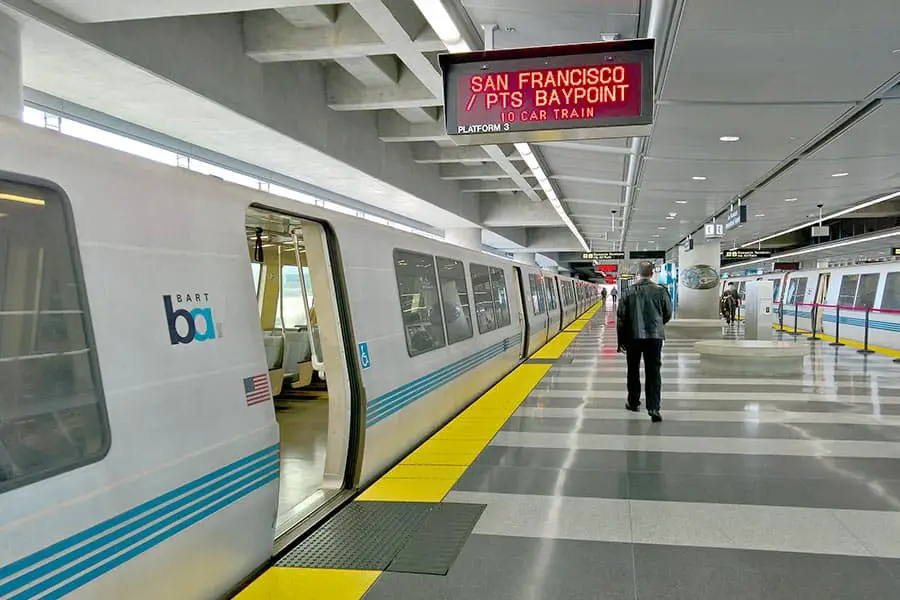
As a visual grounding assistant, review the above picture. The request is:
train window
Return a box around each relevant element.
[545,279,558,312]
[772,279,782,302]
[0,177,110,493]
[527,274,544,315]
[837,275,859,307]
[436,257,473,344]
[251,263,262,296]
[881,273,900,310]
[489,267,511,328]
[275,265,314,328]
[855,274,880,309]
[785,277,808,305]
[393,250,446,356]
[470,263,496,333]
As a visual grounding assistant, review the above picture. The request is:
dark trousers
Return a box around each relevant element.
[626,339,664,412]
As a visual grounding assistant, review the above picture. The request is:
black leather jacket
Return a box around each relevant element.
[616,279,673,341]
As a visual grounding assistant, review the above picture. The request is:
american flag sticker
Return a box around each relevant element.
[244,373,271,406]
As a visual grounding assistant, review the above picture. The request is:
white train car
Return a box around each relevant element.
[728,264,900,350]
[0,118,597,599]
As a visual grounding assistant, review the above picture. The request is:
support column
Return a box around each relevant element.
[677,241,721,319]
[513,252,537,267]
[0,11,23,119]
[444,227,482,251]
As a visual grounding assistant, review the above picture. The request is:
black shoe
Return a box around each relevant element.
[649,411,662,423]
[625,402,641,412]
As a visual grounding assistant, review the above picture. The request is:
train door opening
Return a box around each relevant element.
[512,267,528,359]
[245,207,354,547]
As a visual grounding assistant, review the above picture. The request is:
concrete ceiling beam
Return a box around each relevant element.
[461,181,541,193]
[377,110,446,141]
[244,8,443,62]
[395,107,439,123]
[326,64,441,110]
[552,174,629,187]
[413,144,495,163]
[535,141,634,156]
[526,227,582,252]
[335,55,399,87]
[276,5,337,28]
[440,164,528,180]
[481,193,562,227]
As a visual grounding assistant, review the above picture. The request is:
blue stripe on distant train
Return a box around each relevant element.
[0,445,279,599]
[366,335,521,428]
[782,310,900,333]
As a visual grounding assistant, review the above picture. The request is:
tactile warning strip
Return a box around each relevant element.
[387,503,486,575]
[276,502,433,570]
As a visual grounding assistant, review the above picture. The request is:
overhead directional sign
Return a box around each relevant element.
[724,205,747,231]
[722,249,772,262]
[440,39,655,145]
[892,248,900,256]
[582,251,625,260]
[704,223,725,239]
[630,250,666,260]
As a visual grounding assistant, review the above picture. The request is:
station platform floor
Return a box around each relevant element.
[237,304,900,599]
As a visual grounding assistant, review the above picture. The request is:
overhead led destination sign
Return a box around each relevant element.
[595,264,619,274]
[439,39,655,145]
[582,251,625,260]
[725,205,747,231]
[891,247,900,256]
[722,249,773,262]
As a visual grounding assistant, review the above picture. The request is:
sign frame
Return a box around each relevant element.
[630,250,666,260]
[724,205,747,231]
[722,249,772,262]
[439,38,655,145]
[582,251,626,260]
[704,223,725,239]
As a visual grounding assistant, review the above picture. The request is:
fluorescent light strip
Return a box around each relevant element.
[729,229,900,269]
[0,193,46,206]
[740,190,900,248]
[412,0,469,52]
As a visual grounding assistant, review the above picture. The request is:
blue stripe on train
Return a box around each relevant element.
[366,334,521,427]
[781,309,900,333]
[0,445,279,598]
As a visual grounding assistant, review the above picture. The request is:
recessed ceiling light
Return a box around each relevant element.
[668,212,677,217]
[754,213,765,217]
[832,172,849,178]
[652,234,661,237]
[784,197,798,202]
[692,176,707,181]
[666,216,676,220]
[675,200,688,204]
[719,136,740,142]
[657,226,666,230]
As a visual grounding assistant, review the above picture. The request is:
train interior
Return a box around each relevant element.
[244,206,342,540]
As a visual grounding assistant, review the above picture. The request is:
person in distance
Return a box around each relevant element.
[616,262,673,422]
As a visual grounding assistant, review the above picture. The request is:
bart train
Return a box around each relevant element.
[724,262,900,350]
[0,118,598,599]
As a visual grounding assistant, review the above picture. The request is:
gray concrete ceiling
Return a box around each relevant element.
[3,0,900,267]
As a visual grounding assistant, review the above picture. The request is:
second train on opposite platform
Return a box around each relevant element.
[724,262,900,350]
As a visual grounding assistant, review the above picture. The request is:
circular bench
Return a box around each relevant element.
[665,318,724,340]
[694,340,810,376]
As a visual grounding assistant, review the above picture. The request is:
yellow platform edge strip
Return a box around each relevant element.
[235,307,594,598]
[775,325,900,358]
[235,567,380,600]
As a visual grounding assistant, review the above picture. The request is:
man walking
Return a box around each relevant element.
[617,262,673,422]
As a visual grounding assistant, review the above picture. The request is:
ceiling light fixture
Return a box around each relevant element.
[784,198,798,202]
[741,189,900,248]
[755,213,765,217]
[675,200,688,204]
[657,226,666,230]
[412,0,470,52]
[692,176,707,181]
[666,216,676,220]
[831,172,849,178]
[719,136,740,142]
[732,229,900,268]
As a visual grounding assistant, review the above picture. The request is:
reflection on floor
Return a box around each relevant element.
[275,395,328,531]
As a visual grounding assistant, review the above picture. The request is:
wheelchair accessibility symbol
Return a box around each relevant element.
[358,341,371,370]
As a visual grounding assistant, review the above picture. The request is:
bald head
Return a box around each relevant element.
[638,262,654,278]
